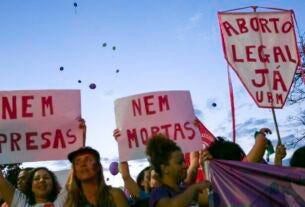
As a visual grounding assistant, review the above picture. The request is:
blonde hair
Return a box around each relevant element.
[64,162,115,207]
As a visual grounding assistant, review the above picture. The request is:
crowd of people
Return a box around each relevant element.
[0,118,304,207]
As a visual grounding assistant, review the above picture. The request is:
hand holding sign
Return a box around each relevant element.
[0,90,83,164]
[114,91,202,161]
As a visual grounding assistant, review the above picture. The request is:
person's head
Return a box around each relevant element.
[290,146,305,168]
[24,167,60,204]
[146,134,186,183]
[207,137,246,161]
[136,166,150,191]
[66,146,114,207]
[17,167,33,192]
[136,167,160,192]
[68,147,102,182]
[149,169,160,189]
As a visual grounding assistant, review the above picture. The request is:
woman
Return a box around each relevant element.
[113,128,160,201]
[146,134,211,207]
[65,146,129,207]
[202,128,271,163]
[0,167,66,207]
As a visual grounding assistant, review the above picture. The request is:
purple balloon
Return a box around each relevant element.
[109,161,119,176]
[89,83,96,89]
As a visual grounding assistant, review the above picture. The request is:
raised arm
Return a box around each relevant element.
[78,118,86,146]
[113,129,142,198]
[111,187,129,207]
[184,151,199,185]
[246,128,269,163]
[274,144,286,166]
[0,170,16,205]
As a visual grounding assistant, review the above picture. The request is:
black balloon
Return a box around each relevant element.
[102,43,107,47]
[112,46,116,51]
[89,83,96,89]
[74,2,77,7]
[59,66,64,71]
[116,69,119,73]
[78,80,82,83]
[212,102,217,107]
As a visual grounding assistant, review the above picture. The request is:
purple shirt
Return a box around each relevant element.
[149,185,185,207]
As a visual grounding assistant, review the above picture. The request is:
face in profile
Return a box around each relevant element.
[166,150,187,182]
[17,170,29,192]
[31,169,54,200]
[149,169,160,189]
[73,153,100,181]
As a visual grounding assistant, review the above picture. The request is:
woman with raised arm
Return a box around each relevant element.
[113,129,161,207]
[0,166,66,207]
[202,128,271,163]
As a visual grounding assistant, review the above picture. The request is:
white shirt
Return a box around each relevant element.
[11,188,67,207]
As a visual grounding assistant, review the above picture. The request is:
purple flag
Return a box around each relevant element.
[208,160,305,207]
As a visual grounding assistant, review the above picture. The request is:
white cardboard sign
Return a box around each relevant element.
[0,90,83,164]
[219,11,300,108]
[114,91,202,161]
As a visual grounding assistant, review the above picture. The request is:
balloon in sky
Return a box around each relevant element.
[73,2,78,7]
[212,102,217,107]
[109,161,119,176]
[89,83,96,89]
[116,69,120,73]
[102,42,107,47]
[78,80,82,83]
[112,46,116,51]
[59,66,64,71]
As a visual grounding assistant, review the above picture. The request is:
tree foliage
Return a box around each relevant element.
[286,33,305,147]
[0,163,21,187]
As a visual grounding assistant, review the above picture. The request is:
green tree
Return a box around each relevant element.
[0,163,21,187]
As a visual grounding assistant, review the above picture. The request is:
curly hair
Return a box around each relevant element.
[208,137,246,161]
[290,146,305,168]
[23,167,60,205]
[145,134,181,177]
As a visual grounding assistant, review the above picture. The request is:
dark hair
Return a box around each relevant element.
[290,146,305,168]
[208,137,246,161]
[146,134,181,177]
[68,146,100,163]
[24,167,60,205]
[136,166,150,191]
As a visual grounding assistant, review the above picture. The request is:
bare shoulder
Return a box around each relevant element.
[110,187,125,196]
[110,187,129,207]
[110,187,123,194]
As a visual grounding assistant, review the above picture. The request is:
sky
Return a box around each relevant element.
[1,0,305,187]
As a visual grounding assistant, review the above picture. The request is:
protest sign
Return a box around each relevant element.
[114,91,202,161]
[219,11,300,108]
[0,90,82,164]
